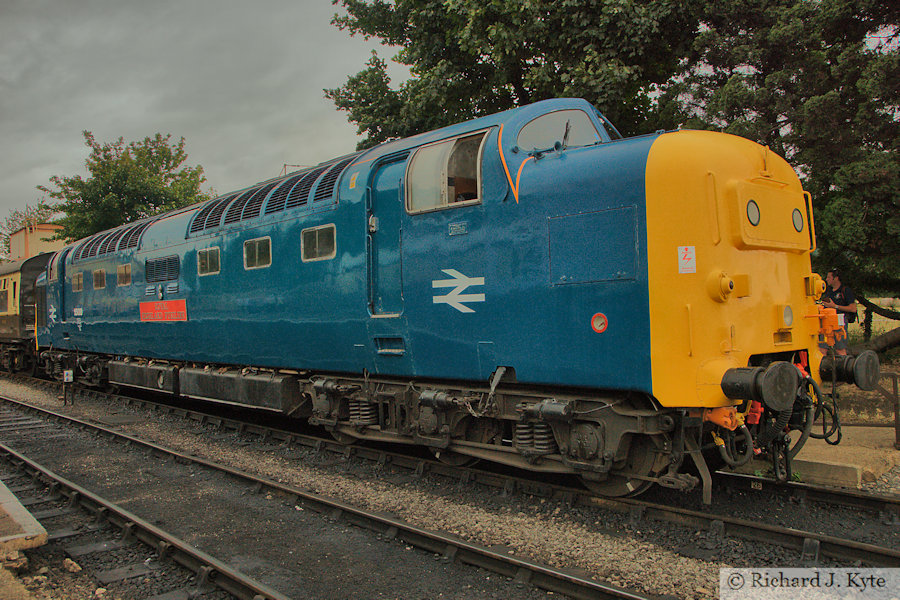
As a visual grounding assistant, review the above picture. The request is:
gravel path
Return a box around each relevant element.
[8,376,894,599]
[863,465,900,496]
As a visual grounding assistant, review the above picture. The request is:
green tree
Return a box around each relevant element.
[0,200,57,260]
[330,0,898,304]
[327,0,701,148]
[39,132,211,242]
[667,0,899,296]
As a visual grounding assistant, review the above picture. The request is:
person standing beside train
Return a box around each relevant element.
[820,268,858,356]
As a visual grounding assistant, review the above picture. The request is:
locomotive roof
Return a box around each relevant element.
[61,98,604,262]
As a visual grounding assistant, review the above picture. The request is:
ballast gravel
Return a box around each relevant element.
[3,377,893,599]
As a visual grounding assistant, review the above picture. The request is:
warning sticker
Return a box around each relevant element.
[140,299,187,322]
[678,246,696,274]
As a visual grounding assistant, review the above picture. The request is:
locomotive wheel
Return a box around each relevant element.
[329,429,357,445]
[579,436,667,497]
[430,448,478,467]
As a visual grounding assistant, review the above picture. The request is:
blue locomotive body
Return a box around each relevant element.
[33,98,858,499]
[39,99,654,394]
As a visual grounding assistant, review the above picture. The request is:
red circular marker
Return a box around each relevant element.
[591,312,608,333]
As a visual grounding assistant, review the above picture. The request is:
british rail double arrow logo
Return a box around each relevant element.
[432,269,486,313]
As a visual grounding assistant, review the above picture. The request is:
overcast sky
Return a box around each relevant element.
[0,0,402,216]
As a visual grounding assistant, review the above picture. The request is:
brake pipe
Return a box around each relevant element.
[712,425,754,467]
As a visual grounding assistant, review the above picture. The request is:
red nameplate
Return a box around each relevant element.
[140,299,187,322]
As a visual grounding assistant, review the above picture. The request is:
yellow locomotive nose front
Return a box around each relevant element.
[643,130,824,410]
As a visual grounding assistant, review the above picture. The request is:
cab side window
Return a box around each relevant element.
[406,131,488,214]
[516,109,600,152]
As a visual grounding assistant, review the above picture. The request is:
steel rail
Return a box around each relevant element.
[0,394,650,600]
[0,442,291,600]
[583,495,900,567]
[5,383,900,567]
[15,374,900,517]
[714,471,900,521]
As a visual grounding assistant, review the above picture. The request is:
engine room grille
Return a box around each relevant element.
[285,165,328,210]
[223,188,257,225]
[190,196,227,233]
[72,218,159,261]
[313,155,357,202]
[120,220,156,250]
[203,195,236,230]
[185,153,361,234]
[145,255,180,283]
[99,228,127,254]
[73,235,100,260]
[241,180,279,221]
[264,172,306,215]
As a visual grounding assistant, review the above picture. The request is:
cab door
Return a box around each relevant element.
[401,130,493,378]
[367,156,406,317]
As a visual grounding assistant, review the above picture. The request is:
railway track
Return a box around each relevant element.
[63,382,900,553]
[0,442,287,600]
[0,389,651,600]
[713,471,900,523]
[3,376,900,571]
[58,379,900,522]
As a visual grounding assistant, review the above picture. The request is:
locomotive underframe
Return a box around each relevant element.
[34,350,705,496]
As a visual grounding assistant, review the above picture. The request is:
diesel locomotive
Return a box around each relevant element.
[14,98,881,501]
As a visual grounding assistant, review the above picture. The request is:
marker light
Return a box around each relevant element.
[782,305,794,328]
[746,200,760,226]
[792,208,804,232]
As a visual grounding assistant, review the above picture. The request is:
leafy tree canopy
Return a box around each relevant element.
[0,200,57,260]
[39,132,211,242]
[330,0,898,299]
[668,0,899,296]
[327,0,701,148]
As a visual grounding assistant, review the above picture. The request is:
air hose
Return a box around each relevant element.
[716,424,754,467]
[808,375,842,445]
[788,381,816,460]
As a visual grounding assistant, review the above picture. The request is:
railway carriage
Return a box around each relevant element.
[32,98,878,500]
[0,253,54,372]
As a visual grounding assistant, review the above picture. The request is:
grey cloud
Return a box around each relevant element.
[0,0,396,213]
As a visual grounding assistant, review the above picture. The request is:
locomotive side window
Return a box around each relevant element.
[516,109,600,152]
[117,264,132,286]
[301,224,336,262]
[93,269,106,290]
[244,237,271,270]
[72,272,83,292]
[198,247,220,276]
[406,130,487,214]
